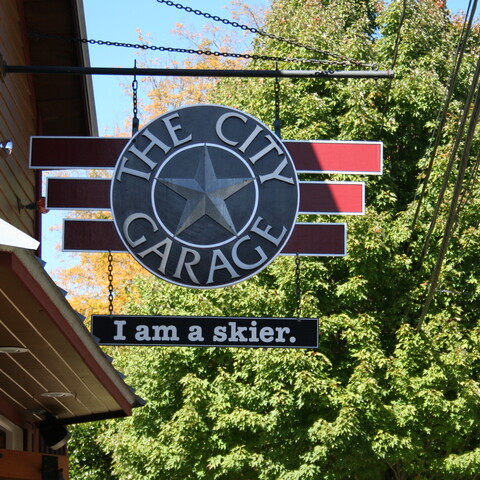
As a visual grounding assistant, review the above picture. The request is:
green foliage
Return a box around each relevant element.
[68,0,480,478]
[79,276,480,479]
[69,422,118,479]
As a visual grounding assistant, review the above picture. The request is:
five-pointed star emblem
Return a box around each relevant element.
[158,144,254,236]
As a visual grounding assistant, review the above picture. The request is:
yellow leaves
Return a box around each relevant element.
[54,250,148,319]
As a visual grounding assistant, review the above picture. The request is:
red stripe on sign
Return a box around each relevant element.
[48,178,364,215]
[63,220,346,256]
[282,223,346,256]
[47,178,111,209]
[284,140,382,174]
[31,137,382,174]
[299,182,364,214]
[30,137,128,169]
[63,220,125,252]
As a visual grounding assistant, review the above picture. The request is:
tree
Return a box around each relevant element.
[68,0,480,478]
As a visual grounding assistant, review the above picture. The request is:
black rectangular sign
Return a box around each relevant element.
[91,315,318,349]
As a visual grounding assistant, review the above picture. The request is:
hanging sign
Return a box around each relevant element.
[30,137,383,257]
[111,105,299,289]
[92,315,318,349]
[30,136,383,174]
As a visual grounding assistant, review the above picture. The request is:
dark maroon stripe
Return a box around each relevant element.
[47,178,111,209]
[282,223,346,255]
[30,137,128,169]
[31,137,381,173]
[48,178,363,214]
[63,220,125,252]
[63,220,346,255]
[299,183,363,214]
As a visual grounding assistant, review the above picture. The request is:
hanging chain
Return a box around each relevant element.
[132,60,139,136]
[107,251,114,316]
[28,32,376,68]
[295,254,302,318]
[156,0,375,68]
[273,68,282,138]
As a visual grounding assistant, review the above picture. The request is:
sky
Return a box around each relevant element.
[83,0,470,135]
[83,0,267,135]
[41,0,475,276]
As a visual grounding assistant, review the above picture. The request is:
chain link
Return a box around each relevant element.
[107,252,114,316]
[132,60,139,135]
[295,254,302,318]
[28,32,376,68]
[156,0,375,68]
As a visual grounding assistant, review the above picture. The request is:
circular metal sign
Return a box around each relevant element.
[111,105,299,289]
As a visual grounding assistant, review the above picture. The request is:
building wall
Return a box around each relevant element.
[0,1,37,237]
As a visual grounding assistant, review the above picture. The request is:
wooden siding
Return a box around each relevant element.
[0,1,37,238]
[0,449,69,479]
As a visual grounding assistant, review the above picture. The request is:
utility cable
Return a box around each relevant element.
[416,30,480,272]
[155,0,376,68]
[29,32,370,68]
[417,55,480,330]
[411,0,476,235]
[454,149,480,225]
[444,149,480,279]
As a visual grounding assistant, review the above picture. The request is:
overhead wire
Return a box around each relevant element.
[415,1,478,272]
[445,148,480,277]
[417,50,480,330]
[28,32,375,69]
[410,0,476,237]
[29,1,382,72]
[29,32,360,66]
[155,0,376,68]
[367,0,480,326]
[454,149,480,226]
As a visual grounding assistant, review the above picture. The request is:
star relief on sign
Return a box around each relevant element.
[158,144,254,237]
[111,104,300,289]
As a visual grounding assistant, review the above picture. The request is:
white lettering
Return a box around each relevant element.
[251,217,287,247]
[113,320,126,341]
[211,321,294,344]
[188,325,204,342]
[152,325,179,341]
[231,235,267,270]
[275,327,290,343]
[135,325,151,341]
[249,135,283,164]
[238,125,263,153]
[216,112,247,146]
[259,158,294,185]
[249,321,259,342]
[163,113,192,147]
[207,249,240,284]
[115,155,151,181]
[123,213,158,248]
[213,325,228,342]
[173,247,201,284]
[259,326,274,343]
[139,128,172,155]
[228,322,248,342]
[116,129,171,181]
[138,237,173,274]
